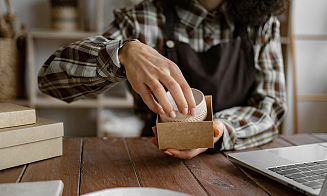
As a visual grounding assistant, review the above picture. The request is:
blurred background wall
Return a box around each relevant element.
[0,0,142,137]
[283,0,327,134]
[1,0,326,136]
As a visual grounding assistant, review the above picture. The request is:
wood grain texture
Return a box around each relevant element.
[258,137,293,149]
[2,134,324,196]
[235,165,305,196]
[0,165,25,183]
[80,137,139,195]
[279,134,324,145]
[20,137,82,196]
[184,152,269,196]
[311,133,327,142]
[222,137,318,196]
[223,147,261,156]
[241,137,306,196]
[125,137,207,196]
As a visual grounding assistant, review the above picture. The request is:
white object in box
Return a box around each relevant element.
[0,117,64,170]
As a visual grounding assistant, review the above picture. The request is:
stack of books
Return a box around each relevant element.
[0,103,64,170]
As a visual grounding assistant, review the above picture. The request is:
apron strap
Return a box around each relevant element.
[163,3,179,64]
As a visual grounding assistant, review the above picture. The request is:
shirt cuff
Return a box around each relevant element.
[98,38,137,79]
[112,47,121,69]
[114,39,139,77]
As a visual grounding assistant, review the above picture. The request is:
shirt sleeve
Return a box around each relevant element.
[213,16,287,151]
[37,8,137,103]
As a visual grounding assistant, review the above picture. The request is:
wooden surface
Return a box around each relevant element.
[0,134,326,196]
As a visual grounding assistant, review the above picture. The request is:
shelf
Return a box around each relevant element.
[298,94,327,102]
[24,0,127,137]
[28,29,100,39]
[2,99,30,107]
[32,94,133,108]
[3,96,134,109]
[294,34,327,40]
[280,36,290,44]
[34,97,98,108]
[102,93,134,108]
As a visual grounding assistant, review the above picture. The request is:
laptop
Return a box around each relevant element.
[227,142,327,196]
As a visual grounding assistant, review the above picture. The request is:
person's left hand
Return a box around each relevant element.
[150,120,224,159]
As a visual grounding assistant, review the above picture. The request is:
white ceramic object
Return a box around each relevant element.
[159,88,207,123]
[82,187,191,196]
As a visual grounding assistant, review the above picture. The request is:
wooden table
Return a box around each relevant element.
[1,134,327,196]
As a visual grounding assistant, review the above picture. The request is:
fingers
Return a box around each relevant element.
[164,148,207,159]
[182,85,196,116]
[150,126,159,147]
[150,137,159,147]
[121,41,195,116]
[213,120,224,137]
[146,79,176,118]
[170,71,196,116]
[138,85,164,115]
[158,74,190,115]
[152,126,157,135]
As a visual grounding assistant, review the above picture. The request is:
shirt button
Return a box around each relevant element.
[166,40,175,48]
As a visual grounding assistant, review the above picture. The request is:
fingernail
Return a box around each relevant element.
[181,108,188,115]
[158,108,164,114]
[190,108,196,116]
[164,150,173,156]
[215,128,221,137]
[169,111,176,118]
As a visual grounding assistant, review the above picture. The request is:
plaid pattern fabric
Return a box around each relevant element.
[38,0,287,150]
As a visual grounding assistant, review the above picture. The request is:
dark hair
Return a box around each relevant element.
[226,0,289,26]
[158,0,289,26]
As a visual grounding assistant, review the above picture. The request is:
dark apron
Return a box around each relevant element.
[129,3,256,136]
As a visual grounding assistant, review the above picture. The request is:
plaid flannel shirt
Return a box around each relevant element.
[38,0,287,151]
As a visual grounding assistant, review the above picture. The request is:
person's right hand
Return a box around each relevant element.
[118,41,196,118]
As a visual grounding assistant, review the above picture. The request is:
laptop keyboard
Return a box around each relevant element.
[268,160,327,190]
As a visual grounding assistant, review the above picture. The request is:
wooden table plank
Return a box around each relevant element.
[311,133,327,142]
[235,138,306,196]
[80,137,139,195]
[2,134,322,196]
[236,165,305,196]
[0,165,26,183]
[21,137,82,196]
[125,137,208,196]
[279,134,323,145]
[223,136,322,196]
[258,137,293,149]
[184,152,269,196]
[223,147,261,156]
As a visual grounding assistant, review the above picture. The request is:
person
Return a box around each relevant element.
[38,0,288,159]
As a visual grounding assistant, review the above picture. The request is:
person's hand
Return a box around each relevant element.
[150,120,224,159]
[118,41,196,118]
